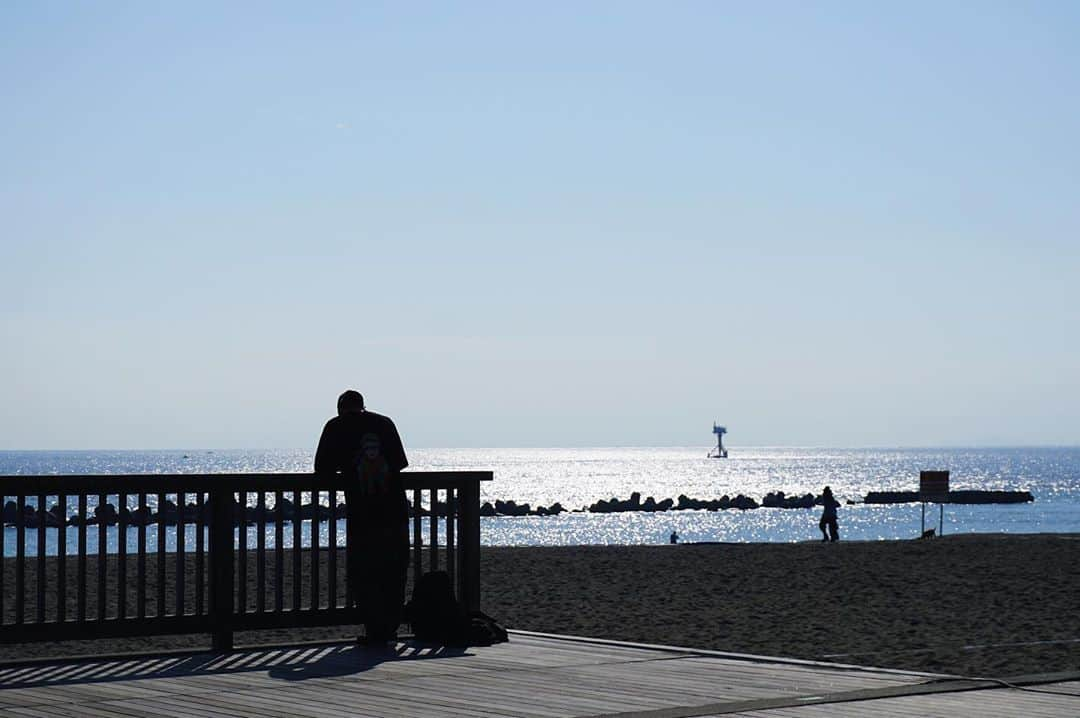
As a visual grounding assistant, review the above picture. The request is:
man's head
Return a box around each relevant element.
[337,390,365,416]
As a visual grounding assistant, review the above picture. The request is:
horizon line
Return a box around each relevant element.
[2,444,1079,453]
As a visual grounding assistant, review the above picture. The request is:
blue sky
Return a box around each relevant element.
[2,2,1078,449]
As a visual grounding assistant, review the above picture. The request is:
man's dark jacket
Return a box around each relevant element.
[314,410,408,524]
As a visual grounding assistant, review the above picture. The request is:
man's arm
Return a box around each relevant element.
[384,418,408,473]
[313,420,337,475]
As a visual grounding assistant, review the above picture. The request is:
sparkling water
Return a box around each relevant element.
[2,447,1078,551]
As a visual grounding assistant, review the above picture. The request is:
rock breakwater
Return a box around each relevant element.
[478,490,833,517]
[4,487,1034,527]
[863,490,1033,504]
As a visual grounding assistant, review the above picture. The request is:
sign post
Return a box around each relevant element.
[919,470,949,536]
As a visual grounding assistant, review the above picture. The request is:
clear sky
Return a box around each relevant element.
[2,2,1078,449]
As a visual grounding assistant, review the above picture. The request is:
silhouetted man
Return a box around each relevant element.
[315,390,409,644]
[819,485,840,542]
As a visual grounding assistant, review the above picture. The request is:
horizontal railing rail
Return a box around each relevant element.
[0,471,491,650]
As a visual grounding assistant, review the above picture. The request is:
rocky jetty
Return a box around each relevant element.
[478,487,1034,516]
[863,490,1034,504]
[761,491,817,509]
[1,486,1035,528]
[476,490,834,517]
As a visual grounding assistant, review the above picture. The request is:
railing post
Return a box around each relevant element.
[457,478,481,614]
[210,487,234,651]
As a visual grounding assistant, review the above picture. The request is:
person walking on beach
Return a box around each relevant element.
[315,390,409,644]
[819,486,840,542]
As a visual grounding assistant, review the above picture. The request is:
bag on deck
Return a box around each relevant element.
[406,571,508,646]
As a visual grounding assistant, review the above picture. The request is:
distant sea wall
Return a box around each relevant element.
[3,488,1035,527]
[482,488,1034,517]
[863,490,1033,505]
[483,490,825,517]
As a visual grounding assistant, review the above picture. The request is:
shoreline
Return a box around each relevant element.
[2,534,1078,678]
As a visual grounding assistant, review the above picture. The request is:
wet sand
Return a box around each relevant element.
[2,534,1078,678]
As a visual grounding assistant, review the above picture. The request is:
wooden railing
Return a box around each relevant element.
[0,471,490,650]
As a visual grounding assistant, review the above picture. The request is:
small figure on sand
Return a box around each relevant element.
[669,530,679,544]
[819,486,840,542]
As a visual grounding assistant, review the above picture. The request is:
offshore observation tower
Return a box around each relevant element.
[708,423,728,458]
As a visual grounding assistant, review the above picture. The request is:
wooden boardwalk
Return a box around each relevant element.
[0,632,1077,717]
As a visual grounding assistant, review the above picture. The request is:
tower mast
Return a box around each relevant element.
[710,424,728,458]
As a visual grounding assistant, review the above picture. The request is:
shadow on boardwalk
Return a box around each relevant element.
[2,634,1080,717]
[0,640,468,690]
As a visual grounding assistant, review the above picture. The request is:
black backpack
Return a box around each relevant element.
[406,571,508,646]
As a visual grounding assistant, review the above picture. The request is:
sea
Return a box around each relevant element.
[2,447,1079,555]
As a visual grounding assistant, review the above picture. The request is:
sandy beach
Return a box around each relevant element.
[480,534,1080,677]
[2,534,1078,678]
